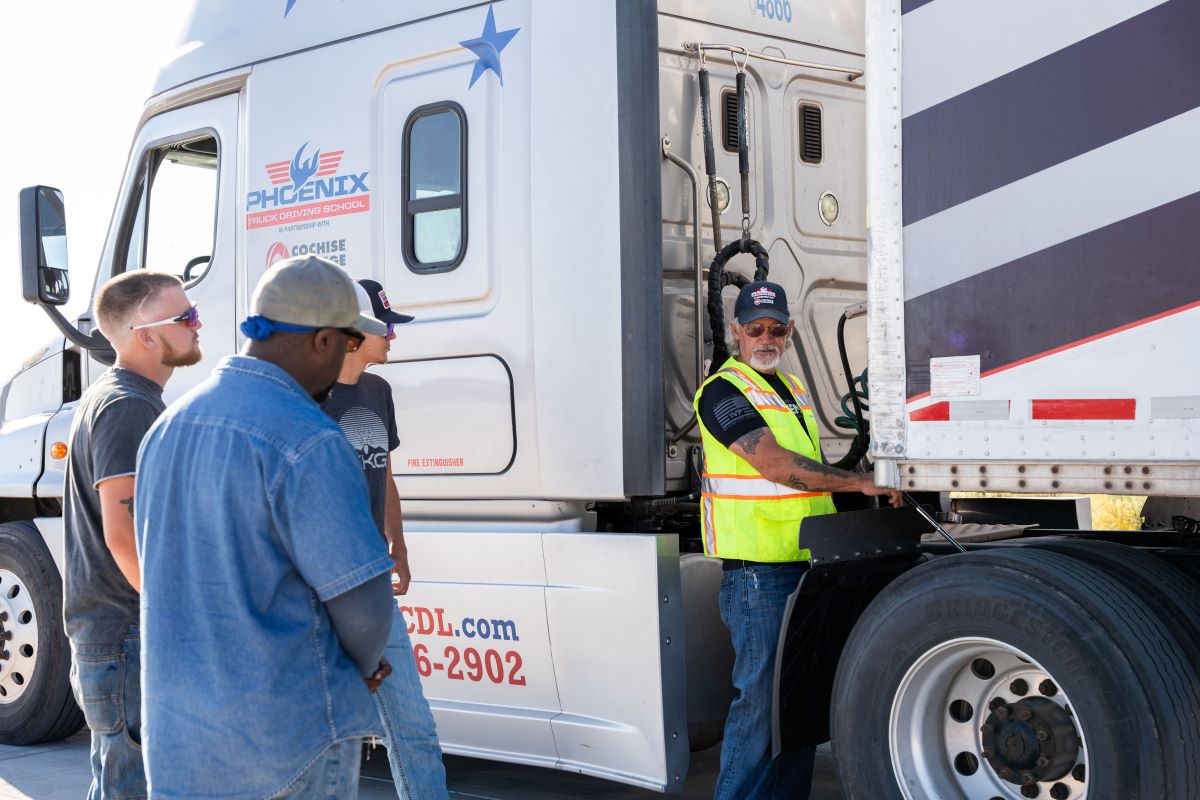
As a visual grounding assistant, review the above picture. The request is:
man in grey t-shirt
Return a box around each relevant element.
[322,278,449,799]
[64,270,201,799]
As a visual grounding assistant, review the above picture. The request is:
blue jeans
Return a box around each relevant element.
[270,738,363,799]
[69,627,146,800]
[715,563,816,800]
[375,607,448,799]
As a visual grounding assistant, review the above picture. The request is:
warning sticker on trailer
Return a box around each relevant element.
[930,355,981,397]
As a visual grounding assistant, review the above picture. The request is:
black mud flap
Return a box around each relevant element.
[771,507,930,756]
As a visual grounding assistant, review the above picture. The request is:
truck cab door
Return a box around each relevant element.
[97,92,239,403]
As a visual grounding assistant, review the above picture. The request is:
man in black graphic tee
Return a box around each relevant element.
[321,278,450,799]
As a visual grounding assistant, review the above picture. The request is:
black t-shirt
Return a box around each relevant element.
[64,367,165,645]
[697,368,809,449]
[321,372,400,538]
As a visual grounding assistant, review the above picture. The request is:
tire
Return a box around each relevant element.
[830,548,1200,800]
[1015,537,1200,673]
[0,521,85,744]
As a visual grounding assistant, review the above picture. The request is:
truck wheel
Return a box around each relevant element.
[831,548,1200,799]
[0,522,84,744]
[1016,537,1200,672]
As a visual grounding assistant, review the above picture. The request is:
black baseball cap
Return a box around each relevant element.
[734,281,790,325]
[357,278,414,325]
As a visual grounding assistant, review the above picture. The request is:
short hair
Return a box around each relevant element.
[95,271,183,344]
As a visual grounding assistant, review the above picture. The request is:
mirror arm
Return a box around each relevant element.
[39,305,116,364]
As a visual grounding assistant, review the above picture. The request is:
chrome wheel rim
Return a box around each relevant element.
[0,568,39,704]
[889,637,1089,800]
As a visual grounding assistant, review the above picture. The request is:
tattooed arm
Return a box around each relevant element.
[97,475,142,592]
[729,428,902,505]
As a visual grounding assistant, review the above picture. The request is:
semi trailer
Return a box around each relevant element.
[3,1,1198,797]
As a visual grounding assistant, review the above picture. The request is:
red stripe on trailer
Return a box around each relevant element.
[907,298,1200,404]
[1031,399,1136,420]
[909,402,950,422]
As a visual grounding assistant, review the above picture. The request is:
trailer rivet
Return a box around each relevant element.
[1103,466,1112,474]
[1143,482,1151,490]
[1051,465,1060,474]
[979,480,988,488]
[1019,480,1027,488]
[1051,481,1060,489]
[1018,465,1026,474]
[1124,465,1133,474]
[1142,466,1150,474]
[979,466,987,474]
[1104,482,1112,489]
[950,466,958,475]
[1125,481,1133,490]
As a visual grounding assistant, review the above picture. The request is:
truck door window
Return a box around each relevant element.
[121,135,219,285]
[402,103,467,272]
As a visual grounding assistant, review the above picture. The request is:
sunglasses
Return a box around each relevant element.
[339,328,366,352]
[131,305,201,330]
[743,322,790,339]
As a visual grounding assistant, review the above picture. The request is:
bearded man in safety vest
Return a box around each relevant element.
[694,280,901,800]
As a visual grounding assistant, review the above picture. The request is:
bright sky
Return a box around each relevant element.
[0,2,193,380]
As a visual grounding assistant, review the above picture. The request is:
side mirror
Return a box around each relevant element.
[19,185,71,306]
[17,185,112,362]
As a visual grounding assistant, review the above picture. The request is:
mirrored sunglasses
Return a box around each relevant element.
[131,305,201,330]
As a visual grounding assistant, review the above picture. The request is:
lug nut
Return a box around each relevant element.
[1072,764,1086,782]
[1039,679,1058,696]
[1049,783,1070,800]
[1021,785,1041,798]
[1010,678,1029,695]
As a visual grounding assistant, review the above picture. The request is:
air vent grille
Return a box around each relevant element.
[722,90,740,153]
[800,104,822,164]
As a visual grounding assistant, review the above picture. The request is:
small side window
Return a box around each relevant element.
[119,134,219,285]
[402,103,467,272]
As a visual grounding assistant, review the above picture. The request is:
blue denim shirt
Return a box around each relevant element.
[134,355,391,799]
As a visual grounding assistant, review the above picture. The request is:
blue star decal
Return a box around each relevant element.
[458,5,520,88]
[284,0,299,16]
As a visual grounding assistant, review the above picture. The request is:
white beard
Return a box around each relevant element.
[748,348,781,372]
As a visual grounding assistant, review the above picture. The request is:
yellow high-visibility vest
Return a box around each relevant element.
[693,357,837,562]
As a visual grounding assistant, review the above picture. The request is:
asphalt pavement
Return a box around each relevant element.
[0,732,845,799]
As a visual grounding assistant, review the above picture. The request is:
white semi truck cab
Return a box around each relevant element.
[4,2,1200,797]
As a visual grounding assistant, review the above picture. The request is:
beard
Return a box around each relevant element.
[748,345,781,372]
[161,336,203,367]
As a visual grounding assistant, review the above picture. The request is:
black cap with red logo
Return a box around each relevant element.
[356,279,414,325]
